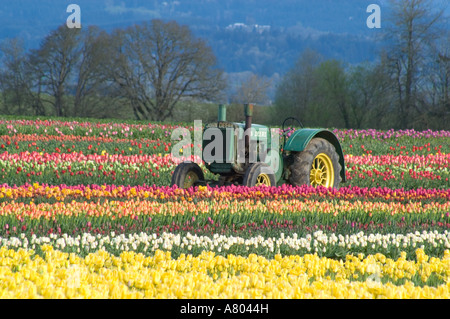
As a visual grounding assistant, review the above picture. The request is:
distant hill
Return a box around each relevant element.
[0,0,447,80]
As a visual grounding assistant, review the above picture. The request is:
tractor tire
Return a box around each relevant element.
[289,137,341,189]
[243,162,276,187]
[171,162,205,189]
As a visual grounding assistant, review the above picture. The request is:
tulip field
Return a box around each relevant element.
[0,118,450,299]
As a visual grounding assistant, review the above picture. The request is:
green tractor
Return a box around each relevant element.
[171,104,345,189]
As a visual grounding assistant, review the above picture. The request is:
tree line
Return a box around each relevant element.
[0,0,448,130]
[0,20,226,121]
[272,0,449,130]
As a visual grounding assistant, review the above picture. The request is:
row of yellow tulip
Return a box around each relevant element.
[1,246,449,299]
[1,183,450,202]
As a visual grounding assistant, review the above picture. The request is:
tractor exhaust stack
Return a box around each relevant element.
[244,103,253,163]
[244,103,253,132]
[218,104,227,122]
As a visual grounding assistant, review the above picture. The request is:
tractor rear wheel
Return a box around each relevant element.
[171,162,205,189]
[289,138,341,188]
[243,162,276,187]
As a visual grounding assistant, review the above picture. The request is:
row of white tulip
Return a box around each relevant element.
[1,230,449,257]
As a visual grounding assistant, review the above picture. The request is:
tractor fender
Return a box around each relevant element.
[284,129,346,182]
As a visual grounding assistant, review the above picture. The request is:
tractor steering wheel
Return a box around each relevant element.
[282,117,303,136]
[281,117,303,150]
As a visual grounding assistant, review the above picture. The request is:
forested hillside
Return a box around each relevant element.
[0,1,448,129]
[0,0,388,76]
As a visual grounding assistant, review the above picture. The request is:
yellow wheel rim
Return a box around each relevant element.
[255,173,271,186]
[310,153,334,187]
[183,171,199,188]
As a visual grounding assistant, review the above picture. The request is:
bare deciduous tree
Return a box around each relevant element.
[0,38,45,116]
[425,34,450,127]
[29,24,81,117]
[384,0,445,128]
[231,73,272,105]
[106,19,227,121]
[0,38,29,115]
[71,26,123,118]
